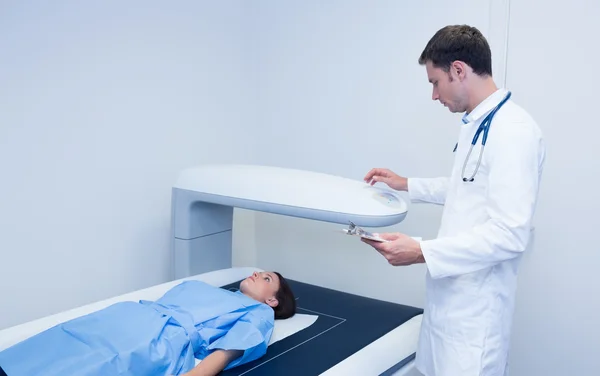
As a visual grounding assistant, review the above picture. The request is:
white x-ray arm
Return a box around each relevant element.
[171,164,409,279]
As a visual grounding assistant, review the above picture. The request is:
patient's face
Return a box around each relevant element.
[240,271,281,308]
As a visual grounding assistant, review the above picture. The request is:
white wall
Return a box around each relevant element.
[504,1,600,375]
[250,1,598,376]
[0,1,258,329]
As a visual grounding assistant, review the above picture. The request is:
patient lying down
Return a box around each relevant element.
[0,271,296,376]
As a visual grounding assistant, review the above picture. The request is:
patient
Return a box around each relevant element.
[0,271,296,376]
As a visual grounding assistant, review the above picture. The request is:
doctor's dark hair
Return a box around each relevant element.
[418,25,493,77]
[273,272,296,320]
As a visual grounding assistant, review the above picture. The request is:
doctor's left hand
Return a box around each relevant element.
[362,233,425,266]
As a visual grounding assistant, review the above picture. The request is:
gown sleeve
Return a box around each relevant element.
[407,177,449,205]
[205,305,274,370]
[420,121,545,279]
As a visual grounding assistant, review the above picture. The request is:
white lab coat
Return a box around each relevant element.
[409,89,545,376]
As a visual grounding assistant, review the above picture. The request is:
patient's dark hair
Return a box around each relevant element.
[273,272,296,320]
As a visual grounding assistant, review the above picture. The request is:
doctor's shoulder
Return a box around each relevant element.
[490,101,544,147]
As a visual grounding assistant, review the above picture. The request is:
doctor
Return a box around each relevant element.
[362,25,545,376]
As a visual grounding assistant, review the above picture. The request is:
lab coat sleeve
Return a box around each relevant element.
[420,123,544,279]
[407,177,449,205]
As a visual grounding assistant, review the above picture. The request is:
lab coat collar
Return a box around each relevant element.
[461,88,509,124]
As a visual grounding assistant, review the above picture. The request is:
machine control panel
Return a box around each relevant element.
[372,191,404,209]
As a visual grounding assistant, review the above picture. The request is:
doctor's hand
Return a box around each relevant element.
[363,168,407,191]
[362,233,425,266]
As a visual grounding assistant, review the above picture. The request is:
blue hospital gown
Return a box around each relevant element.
[0,281,274,375]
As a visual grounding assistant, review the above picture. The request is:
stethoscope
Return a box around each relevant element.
[453,91,512,182]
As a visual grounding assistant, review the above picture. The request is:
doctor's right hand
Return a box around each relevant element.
[364,168,408,191]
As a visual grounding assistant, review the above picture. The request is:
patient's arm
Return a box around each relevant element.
[183,349,244,376]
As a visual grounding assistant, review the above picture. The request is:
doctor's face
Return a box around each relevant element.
[426,61,468,113]
[240,271,281,308]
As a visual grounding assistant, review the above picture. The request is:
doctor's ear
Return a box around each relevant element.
[451,61,467,80]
